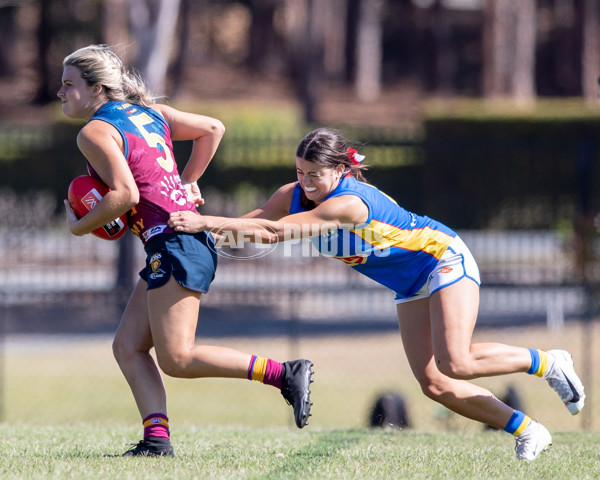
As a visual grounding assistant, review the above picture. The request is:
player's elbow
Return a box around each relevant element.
[127,191,139,208]
[123,185,139,208]
[213,119,226,139]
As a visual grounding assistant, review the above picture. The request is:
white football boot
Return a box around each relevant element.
[543,350,585,415]
[515,421,552,461]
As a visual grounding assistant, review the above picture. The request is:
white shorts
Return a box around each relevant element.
[394,236,481,304]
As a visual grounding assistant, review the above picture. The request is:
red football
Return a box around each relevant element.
[67,175,128,241]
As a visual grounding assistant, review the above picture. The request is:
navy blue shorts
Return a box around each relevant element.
[139,232,218,293]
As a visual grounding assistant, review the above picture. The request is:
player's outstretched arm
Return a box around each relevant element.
[168,182,295,240]
[168,193,368,245]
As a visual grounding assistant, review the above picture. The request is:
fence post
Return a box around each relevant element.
[116,230,137,292]
[0,299,4,422]
[575,134,596,431]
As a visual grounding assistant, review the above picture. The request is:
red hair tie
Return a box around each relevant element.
[347,148,365,165]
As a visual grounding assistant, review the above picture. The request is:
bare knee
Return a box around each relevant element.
[112,334,151,368]
[434,355,475,380]
[417,374,449,402]
[112,335,134,365]
[156,351,193,378]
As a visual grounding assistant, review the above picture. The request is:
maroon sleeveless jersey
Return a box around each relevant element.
[88,101,196,244]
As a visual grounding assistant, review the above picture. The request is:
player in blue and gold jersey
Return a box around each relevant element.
[170,127,585,461]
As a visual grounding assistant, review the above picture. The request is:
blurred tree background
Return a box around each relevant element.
[1,0,599,124]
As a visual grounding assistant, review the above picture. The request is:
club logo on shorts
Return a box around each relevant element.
[150,253,162,272]
[149,253,166,280]
[440,267,453,273]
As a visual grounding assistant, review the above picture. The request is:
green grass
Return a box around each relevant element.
[0,425,599,479]
[3,324,600,478]
[5,327,598,433]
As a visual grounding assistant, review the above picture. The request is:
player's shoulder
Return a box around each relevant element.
[271,182,297,203]
[261,182,296,213]
[78,116,122,154]
[150,103,177,125]
[150,103,169,117]
[276,182,298,195]
[78,120,111,144]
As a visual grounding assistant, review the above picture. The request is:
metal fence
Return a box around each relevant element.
[4,213,590,336]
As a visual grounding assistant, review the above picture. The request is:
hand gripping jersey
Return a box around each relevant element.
[289,176,457,299]
[87,101,196,244]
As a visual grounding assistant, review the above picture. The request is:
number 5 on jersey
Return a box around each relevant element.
[129,112,175,173]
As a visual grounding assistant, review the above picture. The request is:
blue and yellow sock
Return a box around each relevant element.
[527,348,549,377]
[504,410,532,436]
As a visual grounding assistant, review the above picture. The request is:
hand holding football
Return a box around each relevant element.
[67,175,128,241]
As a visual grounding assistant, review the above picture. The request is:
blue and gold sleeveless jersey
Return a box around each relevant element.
[289,176,457,298]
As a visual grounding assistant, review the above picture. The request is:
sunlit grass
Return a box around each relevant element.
[0,425,599,479]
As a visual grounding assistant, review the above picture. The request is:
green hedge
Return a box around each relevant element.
[0,120,422,215]
[422,99,600,229]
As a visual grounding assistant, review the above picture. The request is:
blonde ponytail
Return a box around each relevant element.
[63,44,156,107]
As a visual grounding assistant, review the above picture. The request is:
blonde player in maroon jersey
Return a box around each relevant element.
[59,44,313,457]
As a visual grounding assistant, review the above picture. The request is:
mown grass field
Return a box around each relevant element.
[0,425,599,479]
[2,321,599,478]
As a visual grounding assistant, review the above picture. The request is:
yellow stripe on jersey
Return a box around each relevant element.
[350,220,454,260]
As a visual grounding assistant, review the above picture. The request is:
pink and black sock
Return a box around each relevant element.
[247,355,283,389]
[143,413,170,440]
